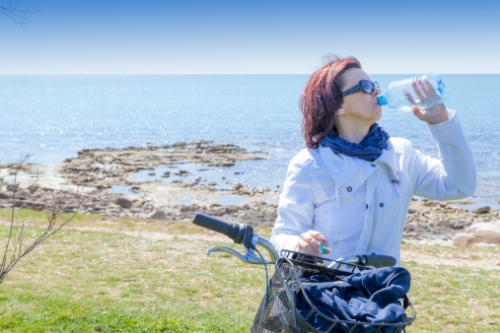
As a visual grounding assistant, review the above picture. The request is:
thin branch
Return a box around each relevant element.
[0,1,39,24]
[0,156,88,284]
[1,155,29,274]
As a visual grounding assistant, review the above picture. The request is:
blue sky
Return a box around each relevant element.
[1,0,500,74]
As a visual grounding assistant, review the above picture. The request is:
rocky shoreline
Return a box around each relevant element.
[1,141,499,247]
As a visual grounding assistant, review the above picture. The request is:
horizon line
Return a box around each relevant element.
[2,72,500,76]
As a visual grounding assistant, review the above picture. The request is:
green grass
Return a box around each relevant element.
[404,262,498,332]
[0,208,498,332]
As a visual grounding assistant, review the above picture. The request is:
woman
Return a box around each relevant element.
[270,55,476,264]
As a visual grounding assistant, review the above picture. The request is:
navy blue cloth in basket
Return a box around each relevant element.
[296,266,411,333]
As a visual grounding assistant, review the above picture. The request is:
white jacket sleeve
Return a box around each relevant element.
[413,110,476,200]
[270,152,316,256]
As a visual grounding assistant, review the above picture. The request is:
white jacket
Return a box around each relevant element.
[270,112,476,264]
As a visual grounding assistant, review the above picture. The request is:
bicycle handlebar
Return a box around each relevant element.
[192,212,396,268]
[192,212,279,262]
[360,254,397,268]
[193,212,248,244]
[327,254,396,270]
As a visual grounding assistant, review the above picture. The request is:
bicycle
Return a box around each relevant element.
[193,212,416,333]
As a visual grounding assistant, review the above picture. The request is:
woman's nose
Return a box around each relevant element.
[373,87,381,96]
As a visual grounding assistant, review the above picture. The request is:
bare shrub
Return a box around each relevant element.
[0,157,87,284]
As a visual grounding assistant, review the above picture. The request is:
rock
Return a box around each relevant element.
[453,233,476,247]
[150,210,167,220]
[450,220,471,230]
[16,190,31,199]
[453,221,500,246]
[475,206,490,214]
[27,185,39,193]
[6,184,19,192]
[115,198,133,209]
[21,200,46,211]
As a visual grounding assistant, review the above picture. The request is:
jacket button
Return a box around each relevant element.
[366,204,369,209]
[347,186,352,192]
[379,203,384,207]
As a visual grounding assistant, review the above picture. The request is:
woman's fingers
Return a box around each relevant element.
[297,237,318,254]
[297,230,331,255]
[411,78,430,102]
[308,230,328,244]
[412,106,425,121]
[403,88,416,105]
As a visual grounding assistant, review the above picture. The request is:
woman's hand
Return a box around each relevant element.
[405,78,449,125]
[296,230,331,256]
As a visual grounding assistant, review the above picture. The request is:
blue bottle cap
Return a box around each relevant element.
[377,95,387,106]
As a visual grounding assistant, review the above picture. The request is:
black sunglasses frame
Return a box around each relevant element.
[341,80,379,97]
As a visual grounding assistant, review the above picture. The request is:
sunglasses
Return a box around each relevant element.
[341,80,379,97]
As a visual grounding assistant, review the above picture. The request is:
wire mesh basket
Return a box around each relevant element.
[251,250,416,333]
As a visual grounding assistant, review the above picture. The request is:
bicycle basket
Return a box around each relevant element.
[251,250,416,333]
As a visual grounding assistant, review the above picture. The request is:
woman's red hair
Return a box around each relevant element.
[300,55,361,148]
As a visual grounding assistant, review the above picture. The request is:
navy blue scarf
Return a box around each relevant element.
[320,123,390,162]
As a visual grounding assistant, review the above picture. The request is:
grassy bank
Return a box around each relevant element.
[0,209,498,332]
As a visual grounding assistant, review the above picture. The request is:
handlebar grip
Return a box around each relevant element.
[192,212,246,244]
[360,254,396,268]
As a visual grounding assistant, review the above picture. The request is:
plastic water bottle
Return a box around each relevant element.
[377,74,445,111]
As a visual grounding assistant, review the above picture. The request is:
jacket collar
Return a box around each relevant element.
[319,140,401,195]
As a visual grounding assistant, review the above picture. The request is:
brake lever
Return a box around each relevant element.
[207,246,270,265]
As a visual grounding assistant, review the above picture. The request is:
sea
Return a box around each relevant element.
[1,74,498,209]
